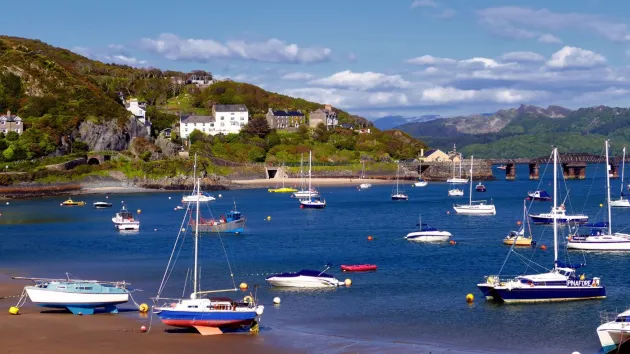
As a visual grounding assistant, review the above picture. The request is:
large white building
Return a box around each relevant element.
[179,104,249,138]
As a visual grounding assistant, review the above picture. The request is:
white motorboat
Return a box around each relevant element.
[13,274,129,315]
[266,265,345,288]
[182,192,216,203]
[112,205,140,231]
[93,201,112,208]
[453,156,496,215]
[529,205,588,224]
[598,308,630,353]
[610,147,630,208]
[359,183,372,189]
[567,141,630,251]
[405,216,451,242]
[448,187,464,197]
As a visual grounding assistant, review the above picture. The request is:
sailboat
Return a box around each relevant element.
[268,162,298,193]
[292,154,319,198]
[153,174,264,335]
[182,161,216,203]
[300,151,326,209]
[503,199,533,246]
[567,141,630,250]
[446,145,467,184]
[359,161,372,189]
[414,159,428,187]
[610,147,630,208]
[477,147,606,303]
[453,156,496,215]
[391,163,408,200]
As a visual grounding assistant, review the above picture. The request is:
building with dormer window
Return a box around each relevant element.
[0,110,23,135]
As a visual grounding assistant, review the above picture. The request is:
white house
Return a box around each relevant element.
[179,115,215,139]
[211,104,248,135]
[125,98,147,124]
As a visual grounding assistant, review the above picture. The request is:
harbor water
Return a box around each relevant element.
[1,163,628,353]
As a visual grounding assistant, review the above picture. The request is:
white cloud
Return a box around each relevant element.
[406,55,456,66]
[538,33,563,44]
[140,33,331,64]
[411,0,438,8]
[71,46,147,67]
[420,86,545,104]
[105,55,147,66]
[478,7,630,43]
[284,88,346,107]
[546,46,606,69]
[437,8,456,19]
[281,72,315,80]
[500,51,545,62]
[310,70,410,91]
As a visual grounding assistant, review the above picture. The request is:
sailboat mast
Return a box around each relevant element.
[396,163,400,193]
[553,147,558,268]
[308,151,312,202]
[193,177,200,296]
[605,140,613,234]
[469,156,473,205]
[621,147,626,196]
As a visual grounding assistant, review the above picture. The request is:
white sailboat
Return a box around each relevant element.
[453,156,496,215]
[567,140,630,251]
[610,147,630,208]
[446,145,467,184]
[182,159,216,203]
[359,161,372,189]
[414,159,428,187]
[503,199,533,246]
[293,153,319,198]
[391,163,408,200]
[300,151,326,209]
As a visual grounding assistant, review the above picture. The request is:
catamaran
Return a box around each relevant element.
[153,175,264,335]
[300,151,326,209]
[391,163,408,200]
[293,153,320,198]
[477,147,606,303]
[567,141,630,250]
[13,274,130,315]
[610,147,630,208]
[598,308,630,353]
[446,145,467,184]
[453,156,496,215]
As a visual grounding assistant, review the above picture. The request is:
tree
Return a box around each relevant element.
[243,117,271,138]
[313,123,329,143]
[188,129,206,144]
[5,131,19,142]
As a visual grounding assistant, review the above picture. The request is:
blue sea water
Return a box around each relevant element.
[1,163,629,353]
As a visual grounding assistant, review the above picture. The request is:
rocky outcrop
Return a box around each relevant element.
[154,135,179,157]
[76,117,149,151]
[135,174,231,191]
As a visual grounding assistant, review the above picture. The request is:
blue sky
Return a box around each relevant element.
[5,0,630,118]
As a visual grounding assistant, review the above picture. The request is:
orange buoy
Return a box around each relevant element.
[367,235,373,241]
[449,240,456,245]
[540,244,547,250]
[140,325,147,332]
[517,220,522,225]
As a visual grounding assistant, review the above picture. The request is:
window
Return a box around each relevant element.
[221,117,224,120]
[210,123,214,127]
[15,121,19,125]
[231,117,234,120]
[14,129,18,132]
[1,121,4,125]
[221,122,225,127]
[230,112,235,115]
[240,117,244,120]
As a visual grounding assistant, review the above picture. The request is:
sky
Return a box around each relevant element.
[5,0,630,119]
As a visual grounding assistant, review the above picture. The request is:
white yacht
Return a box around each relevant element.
[112,205,140,231]
[598,309,630,353]
[266,266,345,288]
[453,156,496,215]
[448,187,464,197]
[529,205,588,224]
[405,216,451,242]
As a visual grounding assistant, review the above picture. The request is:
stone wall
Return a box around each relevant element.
[415,160,495,181]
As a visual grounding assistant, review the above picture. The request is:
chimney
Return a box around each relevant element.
[6,110,10,117]
[324,104,332,111]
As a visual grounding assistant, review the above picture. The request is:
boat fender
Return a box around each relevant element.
[243,296,254,303]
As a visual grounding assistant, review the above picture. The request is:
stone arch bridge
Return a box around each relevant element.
[488,153,618,180]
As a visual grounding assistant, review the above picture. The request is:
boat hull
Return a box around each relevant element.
[567,235,630,251]
[266,276,342,288]
[391,195,408,200]
[405,231,451,242]
[448,190,464,197]
[446,178,468,184]
[158,309,258,329]
[503,236,532,246]
[610,198,630,208]
[340,264,377,272]
[597,326,630,354]
[25,287,128,314]
[453,205,496,215]
[300,201,326,209]
[195,218,246,234]
[268,188,298,193]
[414,181,427,187]
[529,215,588,224]
[492,286,606,303]
[476,283,497,300]
[113,221,140,230]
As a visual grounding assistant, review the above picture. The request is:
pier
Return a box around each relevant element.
[489,153,617,180]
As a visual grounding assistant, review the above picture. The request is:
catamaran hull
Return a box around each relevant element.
[476,284,498,300]
[492,286,606,303]
[25,287,128,314]
[597,327,630,353]
[158,309,258,329]
[194,218,246,234]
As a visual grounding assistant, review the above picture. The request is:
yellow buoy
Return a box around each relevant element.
[239,282,248,290]
[266,216,271,221]
[344,278,352,286]
[8,306,19,315]
[580,274,585,281]
[466,293,474,303]
[600,203,603,208]
[137,209,142,214]
[138,303,149,313]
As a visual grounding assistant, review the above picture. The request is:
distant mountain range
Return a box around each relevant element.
[372,114,442,130]
[395,104,630,158]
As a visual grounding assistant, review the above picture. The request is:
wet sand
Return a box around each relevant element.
[232,178,411,187]
[0,281,294,354]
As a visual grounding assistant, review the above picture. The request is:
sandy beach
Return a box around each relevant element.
[232,177,410,187]
[0,280,294,354]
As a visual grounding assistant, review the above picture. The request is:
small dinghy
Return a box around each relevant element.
[475,182,486,192]
[93,201,112,208]
[340,264,377,272]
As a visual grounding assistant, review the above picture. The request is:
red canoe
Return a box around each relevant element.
[340,264,377,272]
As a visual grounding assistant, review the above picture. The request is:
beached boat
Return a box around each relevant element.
[340,264,377,272]
[610,147,630,208]
[111,205,140,231]
[567,141,630,251]
[475,182,486,192]
[13,274,129,315]
[391,163,408,200]
[478,147,606,303]
[190,203,246,234]
[405,216,451,242]
[453,156,496,215]
[300,151,326,209]
[153,173,263,335]
[266,265,345,288]
[61,199,85,206]
[529,205,588,224]
[503,199,533,247]
[597,309,630,353]
[527,190,552,201]
[93,201,112,208]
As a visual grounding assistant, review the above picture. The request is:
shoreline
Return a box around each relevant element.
[232,177,410,188]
